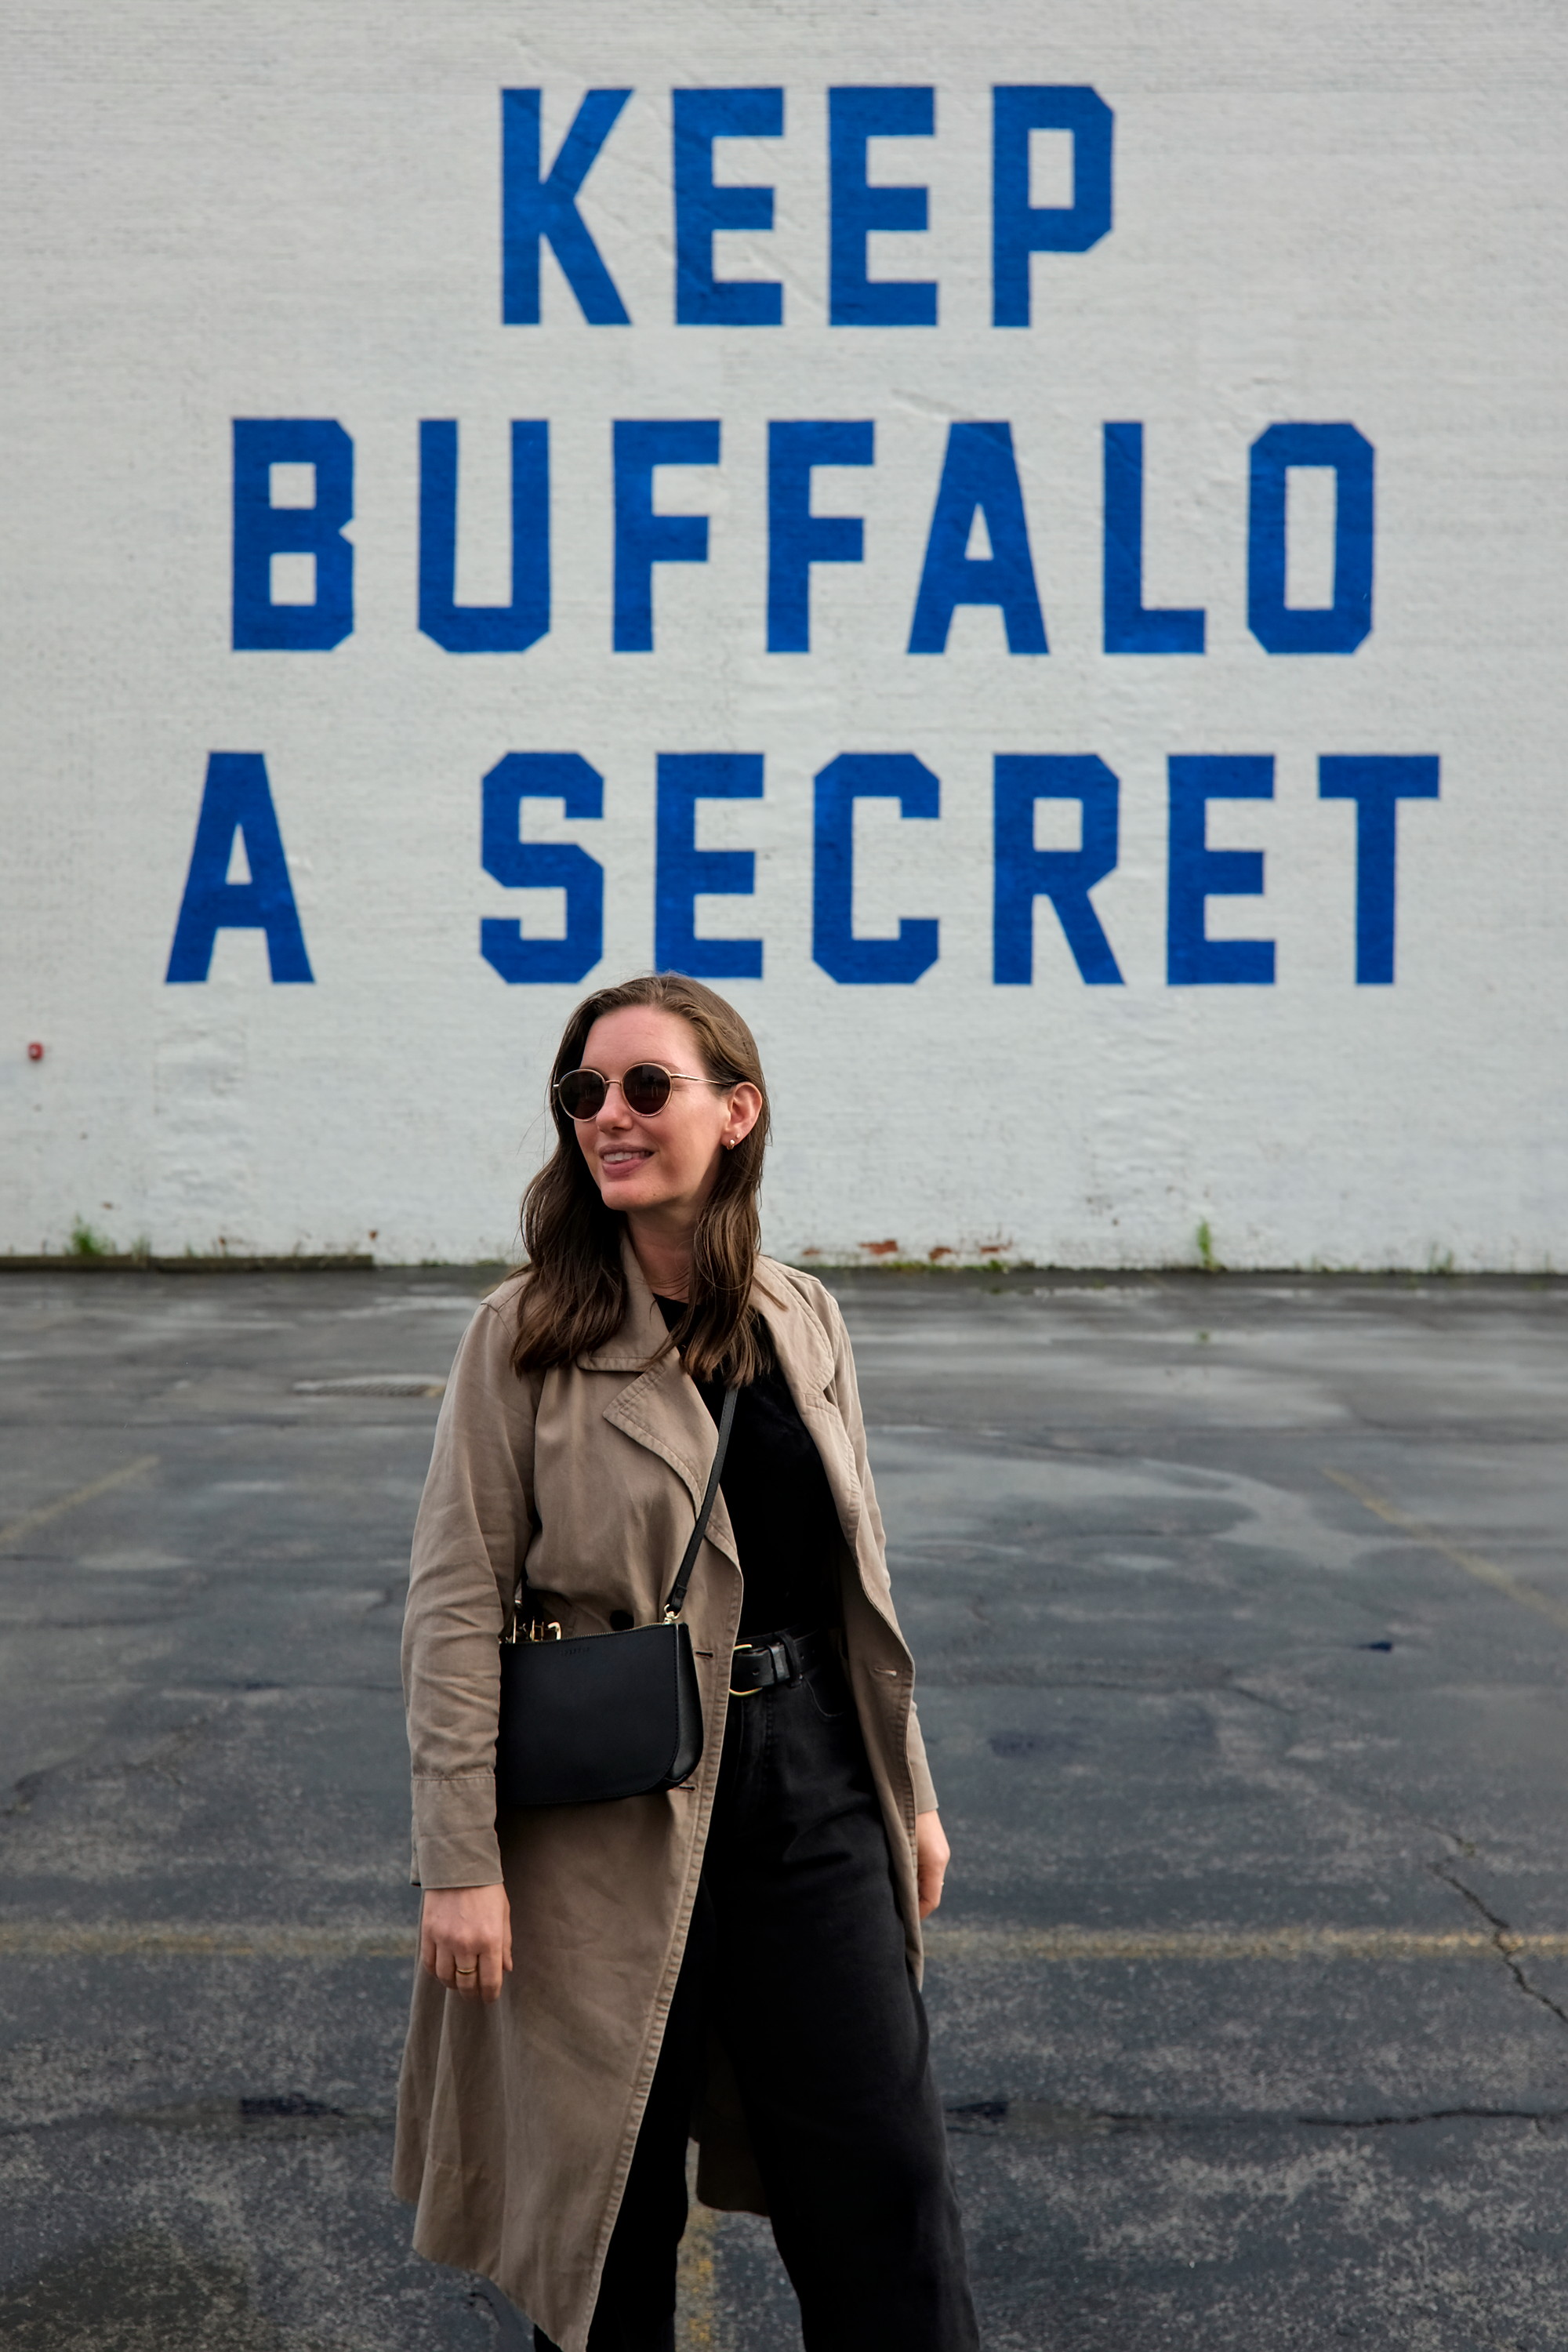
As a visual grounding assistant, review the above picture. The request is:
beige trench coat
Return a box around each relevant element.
[393,1245,938,2352]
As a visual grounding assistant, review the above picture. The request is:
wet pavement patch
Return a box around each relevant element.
[116,2091,389,2136]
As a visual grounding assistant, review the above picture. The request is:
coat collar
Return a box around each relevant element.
[575,1231,855,1561]
[574,1235,674,1374]
[575,1232,832,1399]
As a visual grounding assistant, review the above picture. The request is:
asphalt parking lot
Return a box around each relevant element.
[2,1265,1566,2350]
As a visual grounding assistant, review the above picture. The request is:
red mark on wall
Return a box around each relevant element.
[26,1043,44,1062]
[860,1239,899,1257]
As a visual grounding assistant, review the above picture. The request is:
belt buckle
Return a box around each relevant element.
[729,1641,764,1698]
[728,1635,801,1697]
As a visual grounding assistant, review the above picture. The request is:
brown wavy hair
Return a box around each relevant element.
[511,974,772,1385]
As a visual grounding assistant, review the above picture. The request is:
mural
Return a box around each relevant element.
[2,3,1561,1265]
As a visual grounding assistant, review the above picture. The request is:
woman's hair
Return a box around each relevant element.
[511,973,772,1385]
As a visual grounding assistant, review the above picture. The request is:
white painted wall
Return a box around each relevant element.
[2,0,1564,1269]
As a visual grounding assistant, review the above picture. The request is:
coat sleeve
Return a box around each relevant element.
[814,1283,940,1817]
[401,1293,542,1889]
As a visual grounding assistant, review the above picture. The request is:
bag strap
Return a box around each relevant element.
[661,1385,739,1622]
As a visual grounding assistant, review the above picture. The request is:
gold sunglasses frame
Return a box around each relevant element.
[554,1065,729,1122]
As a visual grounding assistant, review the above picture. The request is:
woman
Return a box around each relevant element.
[394,973,978,2352]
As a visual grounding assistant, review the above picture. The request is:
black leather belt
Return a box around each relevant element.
[729,1624,839,1697]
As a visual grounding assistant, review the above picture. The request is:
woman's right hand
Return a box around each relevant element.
[420,1882,513,2004]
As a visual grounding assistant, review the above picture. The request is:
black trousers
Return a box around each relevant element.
[535,1641,978,2352]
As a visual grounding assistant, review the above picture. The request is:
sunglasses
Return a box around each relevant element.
[554,1063,729,1121]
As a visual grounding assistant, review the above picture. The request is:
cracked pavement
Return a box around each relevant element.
[1,1266,1566,2348]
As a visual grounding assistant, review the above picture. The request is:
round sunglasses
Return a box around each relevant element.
[554,1063,729,1122]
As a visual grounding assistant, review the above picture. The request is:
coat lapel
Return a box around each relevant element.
[752,1264,865,1552]
[575,1237,863,1570]
[586,1240,739,1567]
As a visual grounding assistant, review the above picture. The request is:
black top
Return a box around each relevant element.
[654,1297,843,1639]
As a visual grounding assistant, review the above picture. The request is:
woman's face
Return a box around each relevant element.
[572,1007,760,1222]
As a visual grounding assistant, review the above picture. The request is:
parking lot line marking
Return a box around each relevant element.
[0,1454,159,1553]
[924,1926,1568,1962]
[0,1922,416,1959]
[675,2181,717,2352]
[1,1921,1564,1965]
[1325,1467,1568,1635]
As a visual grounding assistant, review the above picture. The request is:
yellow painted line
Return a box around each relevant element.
[0,1922,415,1960]
[0,1454,159,1552]
[923,1926,1568,1963]
[1325,1467,1568,1635]
[1,1920,1562,1965]
[675,2189,718,2351]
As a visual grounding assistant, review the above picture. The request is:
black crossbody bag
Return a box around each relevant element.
[495,1387,738,1810]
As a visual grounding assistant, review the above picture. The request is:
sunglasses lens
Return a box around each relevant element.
[557,1069,606,1120]
[622,1064,673,1116]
